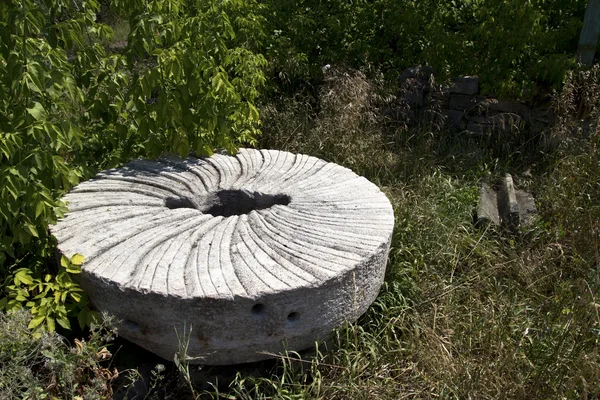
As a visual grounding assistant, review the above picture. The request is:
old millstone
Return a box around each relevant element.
[51,149,394,365]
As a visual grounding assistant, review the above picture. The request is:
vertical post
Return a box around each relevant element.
[578,0,600,66]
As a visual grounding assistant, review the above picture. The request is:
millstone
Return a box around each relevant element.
[51,149,394,364]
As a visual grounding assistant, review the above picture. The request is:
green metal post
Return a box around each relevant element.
[578,0,600,66]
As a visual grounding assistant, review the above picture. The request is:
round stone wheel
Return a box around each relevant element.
[51,149,394,365]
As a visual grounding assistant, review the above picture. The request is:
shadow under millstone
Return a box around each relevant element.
[111,336,324,399]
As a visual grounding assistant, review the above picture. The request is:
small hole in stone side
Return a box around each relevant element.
[287,312,299,322]
[252,304,265,315]
[124,319,141,331]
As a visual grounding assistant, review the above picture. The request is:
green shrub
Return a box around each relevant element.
[261,0,585,96]
[0,0,267,329]
[0,309,122,399]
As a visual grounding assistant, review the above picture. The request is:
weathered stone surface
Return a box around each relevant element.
[447,110,466,130]
[515,189,537,227]
[476,174,537,231]
[448,94,487,112]
[50,149,394,365]
[484,99,530,117]
[450,76,479,95]
[497,174,520,230]
[476,184,499,227]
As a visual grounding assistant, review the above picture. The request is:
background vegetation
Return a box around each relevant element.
[1,0,599,398]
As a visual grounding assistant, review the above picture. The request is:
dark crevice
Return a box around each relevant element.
[203,190,290,217]
[164,189,291,216]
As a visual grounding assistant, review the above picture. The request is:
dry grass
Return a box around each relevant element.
[214,65,600,399]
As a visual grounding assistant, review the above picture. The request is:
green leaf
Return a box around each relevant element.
[56,316,71,330]
[35,201,45,218]
[65,264,82,274]
[46,316,56,332]
[70,292,82,302]
[78,310,87,329]
[24,223,39,238]
[28,314,46,329]
[60,255,70,268]
[27,102,48,121]
[70,253,85,266]
[15,270,34,285]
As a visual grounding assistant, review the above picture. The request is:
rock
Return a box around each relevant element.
[497,174,520,230]
[403,89,424,108]
[476,184,499,227]
[450,76,479,95]
[448,94,487,112]
[476,174,537,231]
[483,99,530,117]
[50,149,395,365]
[447,110,466,130]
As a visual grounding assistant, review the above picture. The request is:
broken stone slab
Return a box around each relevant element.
[50,149,395,365]
[476,174,537,231]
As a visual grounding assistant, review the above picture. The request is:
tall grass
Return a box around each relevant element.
[215,65,600,399]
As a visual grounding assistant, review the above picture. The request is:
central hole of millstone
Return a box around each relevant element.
[165,189,291,217]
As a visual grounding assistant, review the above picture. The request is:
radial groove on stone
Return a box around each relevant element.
[51,148,394,365]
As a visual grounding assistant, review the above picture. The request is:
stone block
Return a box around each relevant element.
[447,110,466,130]
[450,76,479,95]
[50,149,394,365]
[483,99,530,118]
[448,94,487,112]
[476,184,499,227]
[497,174,520,230]
[476,174,537,231]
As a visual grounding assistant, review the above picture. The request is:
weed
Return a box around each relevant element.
[0,309,128,399]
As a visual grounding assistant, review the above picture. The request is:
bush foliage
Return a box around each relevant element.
[0,0,266,329]
[262,0,586,95]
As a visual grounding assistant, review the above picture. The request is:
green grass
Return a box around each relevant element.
[214,66,600,399]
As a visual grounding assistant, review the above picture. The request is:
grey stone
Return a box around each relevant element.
[484,99,530,117]
[50,149,395,365]
[404,89,424,108]
[447,110,465,130]
[476,184,499,227]
[497,174,520,230]
[515,189,537,227]
[466,121,490,135]
[450,76,479,95]
[448,94,487,112]
[476,174,537,231]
